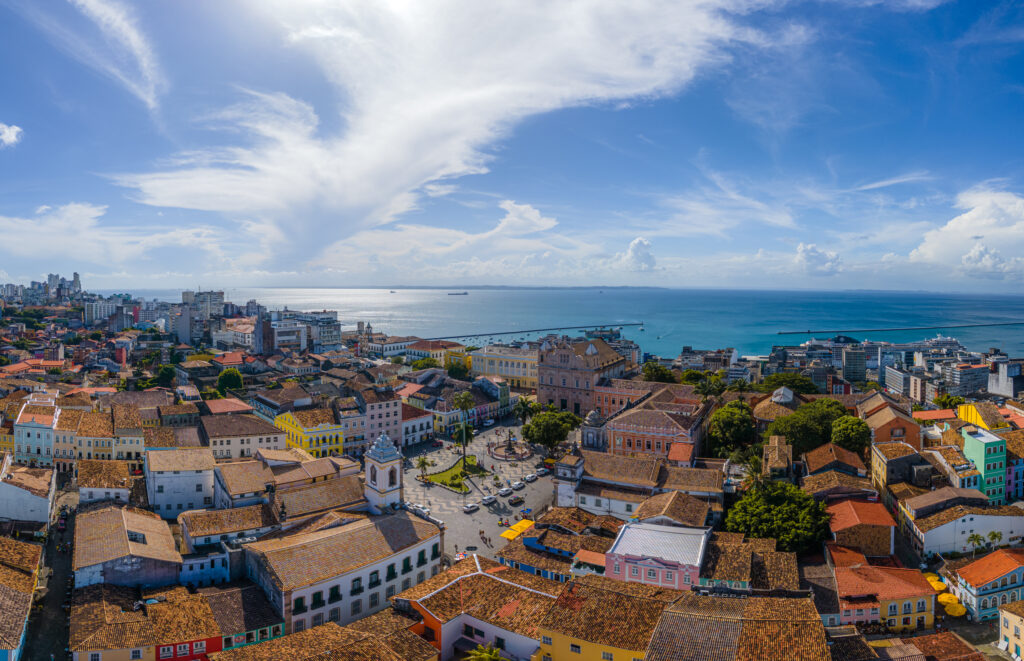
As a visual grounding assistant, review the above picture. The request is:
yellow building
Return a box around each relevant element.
[835,565,936,632]
[1000,600,1024,658]
[958,402,1011,432]
[471,345,538,389]
[0,428,13,457]
[534,581,665,661]
[275,408,344,458]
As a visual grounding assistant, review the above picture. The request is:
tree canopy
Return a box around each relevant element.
[725,481,830,553]
[679,369,706,385]
[707,400,757,458]
[447,363,470,380]
[642,361,677,383]
[216,367,243,394]
[831,415,871,454]
[933,393,965,410]
[411,357,440,370]
[522,410,581,457]
[764,398,848,456]
[756,373,820,394]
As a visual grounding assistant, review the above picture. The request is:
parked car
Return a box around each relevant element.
[524,474,538,483]
[481,495,497,506]
[536,467,550,476]
[508,496,525,507]
[498,487,513,497]
[463,503,479,513]
[484,419,495,427]
[511,481,525,490]
[431,440,443,447]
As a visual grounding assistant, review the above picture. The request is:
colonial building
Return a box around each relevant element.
[537,338,630,417]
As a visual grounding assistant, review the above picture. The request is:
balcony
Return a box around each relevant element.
[368,579,381,589]
[350,586,364,596]
[417,556,427,567]
[292,604,308,615]
[311,598,325,610]
[386,570,397,582]
[328,592,342,604]
[401,564,413,575]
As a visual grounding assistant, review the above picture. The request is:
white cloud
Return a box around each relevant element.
[855,171,933,191]
[15,0,164,109]
[910,186,1024,280]
[615,237,657,272]
[0,203,225,264]
[0,123,22,148]
[112,0,788,263]
[795,242,842,275]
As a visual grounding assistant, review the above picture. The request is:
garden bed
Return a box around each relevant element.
[422,455,490,493]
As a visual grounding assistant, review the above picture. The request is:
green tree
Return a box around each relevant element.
[989,530,1004,547]
[707,400,757,458]
[934,393,965,410]
[169,349,184,364]
[764,398,848,456]
[47,367,62,375]
[216,367,243,394]
[415,455,434,480]
[447,363,470,380]
[522,410,581,458]
[390,356,405,365]
[642,361,677,383]
[453,391,476,464]
[727,379,752,393]
[679,369,705,385]
[156,365,176,388]
[725,481,829,553]
[756,373,820,395]
[88,331,103,341]
[464,643,503,661]
[64,334,82,345]
[967,533,985,558]
[830,416,871,455]
[201,387,223,400]
[512,397,534,426]
[694,375,726,403]
[412,357,440,370]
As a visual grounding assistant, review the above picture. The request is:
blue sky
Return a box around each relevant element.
[2,0,1024,291]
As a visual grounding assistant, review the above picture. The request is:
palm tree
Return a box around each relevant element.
[694,375,726,404]
[415,456,433,480]
[967,533,985,558]
[453,391,475,465]
[512,397,533,426]
[989,530,1004,548]
[727,379,751,393]
[464,644,502,661]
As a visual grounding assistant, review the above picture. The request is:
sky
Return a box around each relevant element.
[2,0,1024,291]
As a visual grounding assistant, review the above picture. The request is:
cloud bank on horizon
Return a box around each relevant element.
[1,0,1024,290]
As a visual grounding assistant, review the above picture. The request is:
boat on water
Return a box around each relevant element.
[448,292,469,296]
[389,290,396,293]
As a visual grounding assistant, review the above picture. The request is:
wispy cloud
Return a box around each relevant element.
[14,0,164,110]
[855,171,933,191]
[0,122,22,148]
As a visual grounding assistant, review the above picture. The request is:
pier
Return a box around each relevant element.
[777,321,1024,335]
[421,322,644,341]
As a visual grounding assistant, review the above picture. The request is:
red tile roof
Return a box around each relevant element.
[827,500,896,532]
[834,566,934,601]
[912,409,957,421]
[667,442,694,464]
[955,549,1024,588]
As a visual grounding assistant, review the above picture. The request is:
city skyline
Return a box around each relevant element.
[2,1,1024,291]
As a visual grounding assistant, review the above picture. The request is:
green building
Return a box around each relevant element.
[961,425,1007,505]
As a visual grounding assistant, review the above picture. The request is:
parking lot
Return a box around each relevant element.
[402,421,555,560]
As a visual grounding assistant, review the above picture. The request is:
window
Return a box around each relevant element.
[903,601,912,614]
[193,641,206,653]
[386,585,396,598]
[369,570,381,587]
[902,617,910,626]
[312,613,324,627]
[370,592,379,608]
[917,599,926,612]
[329,585,342,603]
[91,655,102,661]
[647,568,657,579]
[495,637,506,650]
[603,653,614,661]
[312,591,325,609]
[351,577,363,595]
[131,651,143,660]
[571,644,582,654]
[196,483,203,491]
[293,596,307,614]
[888,604,897,616]
[177,644,190,655]
[293,619,305,633]
[386,563,397,581]
[160,645,173,658]
[542,636,553,645]
[351,599,362,616]
[431,542,440,559]
[464,624,476,637]
[402,578,412,590]
[402,557,413,574]
[630,566,639,576]
[329,607,341,622]
[157,485,164,493]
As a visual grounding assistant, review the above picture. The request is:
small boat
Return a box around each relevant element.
[448,292,469,296]
[389,290,396,293]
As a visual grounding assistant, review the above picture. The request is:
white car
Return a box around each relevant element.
[498,487,513,497]
[463,503,479,513]
[536,467,550,476]
[524,473,537,483]
[481,495,497,506]
[484,419,495,427]
[511,481,525,490]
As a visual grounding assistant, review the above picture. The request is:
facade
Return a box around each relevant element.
[1000,600,1024,658]
[201,414,285,460]
[864,405,922,451]
[833,565,936,632]
[77,459,132,504]
[990,360,1024,399]
[0,453,55,524]
[469,344,538,389]
[145,449,217,519]
[826,499,895,557]
[605,387,709,461]
[961,425,1008,504]
[245,512,442,633]
[537,338,629,417]
[73,506,182,589]
[907,505,1024,557]
[604,523,710,590]
[275,409,344,459]
[13,404,57,466]
[948,549,1024,622]
[402,404,434,447]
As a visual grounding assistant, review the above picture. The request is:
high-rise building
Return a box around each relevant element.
[842,346,866,384]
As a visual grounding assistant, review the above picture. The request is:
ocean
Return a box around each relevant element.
[100,287,1024,357]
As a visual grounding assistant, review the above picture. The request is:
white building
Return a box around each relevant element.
[401,404,434,447]
[245,511,442,633]
[364,433,404,514]
[145,449,217,519]
[14,402,58,467]
[200,414,285,460]
[72,505,182,588]
[907,504,1024,557]
[0,453,55,524]
[366,336,420,357]
[76,459,132,505]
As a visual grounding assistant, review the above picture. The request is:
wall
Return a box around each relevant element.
[918,513,1024,556]
[147,468,215,519]
[438,614,538,661]
[0,482,51,523]
[834,524,893,558]
[536,629,644,661]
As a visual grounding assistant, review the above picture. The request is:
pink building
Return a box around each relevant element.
[604,522,710,590]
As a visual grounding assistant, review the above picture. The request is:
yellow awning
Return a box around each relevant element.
[500,529,520,540]
[510,520,535,534]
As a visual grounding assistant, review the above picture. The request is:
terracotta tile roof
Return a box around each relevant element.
[912,409,957,421]
[2,462,53,498]
[273,473,366,519]
[146,448,216,472]
[801,471,875,498]
[572,573,684,602]
[200,414,280,438]
[197,581,282,636]
[143,426,176,448]
[1004,430,1024,462]
[496,536,574,574]
[112,403,143,430]
[77,459,133,490]
[0,581,31,649]
[827,500,896,532]
[660,466,724,493]
[971,401,1009,429]
[16,404,55,426]
[345,607,422,636]
[0,537,41,597]
[955,548,1024,588]
[636,490,709,527]
[204,398,253,415]
[888,482,929,503]
[206,622,413,661]
[291,408,336,428]
[54,407,84,432]
[534,507,624,536]
[913,505,1024,534]
[73,505,182,570]
[902,486,986,513]
[179,502,276,539]
[645,593,828,661]
[577,480,650,503]
[834,566,934,601]
[865,405,919,431]
[804,443,866,475]
[762,435,792,474]
[78,410,114,438]
[540,581,667,651]
[825,543,869,568]
[899,632,985,661]
[581,449,660,487]
[247,512,439,591]
[69,584,153,652]
[158,403,199,417]
[146,586,221,645]
[875,442,918,461]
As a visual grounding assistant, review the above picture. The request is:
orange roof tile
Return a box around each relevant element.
[667,442,694,463]
[956,549,1024,589]
[834,566,934,601]
[912,409,957,421]
[827,500,896,532]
